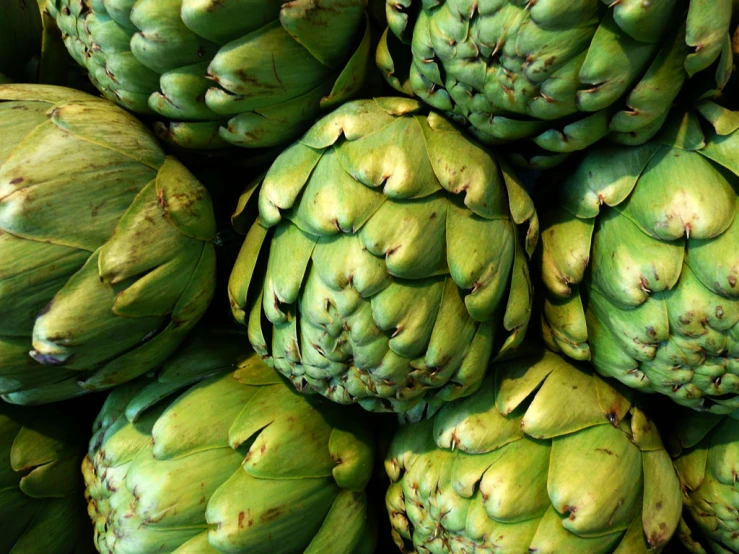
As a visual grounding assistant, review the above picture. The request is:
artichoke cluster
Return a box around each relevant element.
[2,1,739,553]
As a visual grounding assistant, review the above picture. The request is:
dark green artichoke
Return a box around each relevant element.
[83,335,376,554]
[540,103,739,414]
[228,97,539,418]
[385,350,683,553]
[1,400,92,553]
[0,84,217,405]
[669,412,739,554]
[49,0,372,150]
[378,0,735,167]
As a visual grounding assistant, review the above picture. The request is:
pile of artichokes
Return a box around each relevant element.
[0,0,738,552]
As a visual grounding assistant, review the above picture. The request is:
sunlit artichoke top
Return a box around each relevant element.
[1,401,91,553]
[49,0,372,150]
[0,84,216,405]
[378,0,734,167]
[228,97,539,417]
[669,411,739,554]
[541,103,739,414]
[83,336,376,554]
[385,350,682,553]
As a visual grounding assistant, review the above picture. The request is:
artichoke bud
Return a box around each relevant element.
[540,102,739,414]
[0,84,217,405]
[48,0,373,150]
[670,410,739,554]
[379,0,735,167]
[385,349,683,553]
[229,97,539,417]
[83,338,377,554]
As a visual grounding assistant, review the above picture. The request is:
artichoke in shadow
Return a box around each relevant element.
[83,334,377,554]
[228,97,539,418]
[540,103,739,414]
[385,349,683,553]
[669,411,739,554]
[1,400,92,553]
[0,84,217,405]
[49,0,372,150]
[378,0,735,168]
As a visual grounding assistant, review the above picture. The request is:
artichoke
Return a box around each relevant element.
[1,400,92,553]
[377,0,735,167]
[49,0,372,150]
[83,337,376,554]
[228,97,539,417]
[0,84,217,405]
[385,349,683,553]
[669,411,739,554]
[540,103,739,414]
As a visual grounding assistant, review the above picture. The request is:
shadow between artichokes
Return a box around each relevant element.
[83,331,377,554]
[377,0,735,168]
[385,349,683,553]
[540,102,739,414]
[49,0,373,150]
[0,84,217,405]
[228,97,539,419]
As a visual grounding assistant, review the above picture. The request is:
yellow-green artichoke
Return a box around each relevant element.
[540,103,739,414]
[386,350,683,553]
[668,411,739,554]
[228,97,539,418]
[0,84,217,405]
[83,336,377,554]
[378,0,735,168]
[49,0,372,150]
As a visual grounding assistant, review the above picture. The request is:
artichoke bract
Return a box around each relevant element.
[0,84,217,405]
[49,0,372,150]
[385,350,682,553]
[540,103,739,414]
[228,97,539,417]
[1,401,92,553]
[83,339,376,554]
[669,412,739,554]
[378,0,735,167]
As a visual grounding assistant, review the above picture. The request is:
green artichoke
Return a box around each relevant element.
[540,103,739,414]
[49,0,372,150]
[669,411,739,554]
[377,0,735,167]
[0,84,217,405]
[83,339,376,553]
[228,97,539,417]
[1,400,92,553]
[385,349,683,553]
